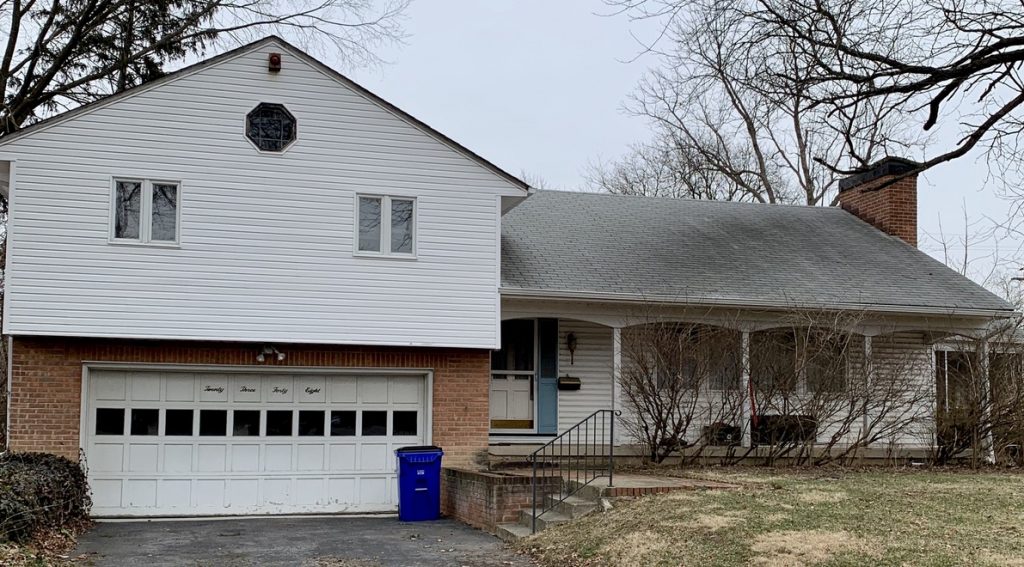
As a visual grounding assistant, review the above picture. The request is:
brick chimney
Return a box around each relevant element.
[837,157,919,247]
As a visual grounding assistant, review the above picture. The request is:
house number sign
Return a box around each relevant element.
[203,385,225,393]
[239,385,256,393]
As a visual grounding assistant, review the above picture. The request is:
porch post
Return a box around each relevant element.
[740,330,751,448]
[980,338,995,464]
[863,335,873,441]
[612,326,622,446]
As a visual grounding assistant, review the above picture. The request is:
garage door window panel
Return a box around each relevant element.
[199,410,228,436]
[330,411,356,436]
[267,410,293,436]
[165,409,194,436]
[392,411,418,436]
[362,411,387,436]
[233,410,261,436]
[96,408,125,435]
[130,409,159,435]
[298,411,325,436]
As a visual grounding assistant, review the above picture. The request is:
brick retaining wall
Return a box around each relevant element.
[441,468,561,533]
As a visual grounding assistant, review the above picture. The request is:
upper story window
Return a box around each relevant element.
[246,103,296,152]
[112,178,179,244]
[357,195,415,256]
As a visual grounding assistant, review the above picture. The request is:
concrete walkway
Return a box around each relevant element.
[74,516,531,567]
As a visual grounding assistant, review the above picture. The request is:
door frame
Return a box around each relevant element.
[79,362,435,457]
[490,319,539,434]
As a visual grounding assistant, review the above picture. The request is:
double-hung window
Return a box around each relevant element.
[112,178,180,244]
[356,194,415,256]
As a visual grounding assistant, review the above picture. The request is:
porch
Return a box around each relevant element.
[489,297,1004,458]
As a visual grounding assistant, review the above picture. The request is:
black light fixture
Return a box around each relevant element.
[567,332,578,365]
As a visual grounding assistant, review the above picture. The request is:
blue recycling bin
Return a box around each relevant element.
[395,445,444,522]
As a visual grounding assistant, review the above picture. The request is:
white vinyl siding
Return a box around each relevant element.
[557,320,614,433]
[3,41,520,348]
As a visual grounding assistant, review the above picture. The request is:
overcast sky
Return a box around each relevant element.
[346,0,1021,294]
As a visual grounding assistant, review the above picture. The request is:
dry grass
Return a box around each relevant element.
[750,530,880,566]
[521,469,1024,566]
[794,489,847,504]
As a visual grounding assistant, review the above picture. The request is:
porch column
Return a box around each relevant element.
[612,326,622,446]
[863,335,873,441]
[740,330,751,448]
[980,338,995,464]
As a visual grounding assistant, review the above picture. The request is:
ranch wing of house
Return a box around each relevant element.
[0,36,1015,518]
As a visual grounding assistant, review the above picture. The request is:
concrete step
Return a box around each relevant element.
[518,508,572,532]
[544,494,599,519]
[496,522,533,542]
[565,478,612,500]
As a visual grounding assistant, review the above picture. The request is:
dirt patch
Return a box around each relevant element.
[598,530,675,567]
[750,530,880,566]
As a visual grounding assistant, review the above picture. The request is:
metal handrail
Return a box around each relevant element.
[529,409,620,533]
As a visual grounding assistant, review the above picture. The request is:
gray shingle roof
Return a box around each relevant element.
[500,190,1014,315]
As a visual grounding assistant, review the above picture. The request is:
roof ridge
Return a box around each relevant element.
[532,188,846,211]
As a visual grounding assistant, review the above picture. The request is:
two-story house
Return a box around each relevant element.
[0,37,1015,518]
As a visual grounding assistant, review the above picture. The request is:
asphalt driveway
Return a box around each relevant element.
[74,516,531,567]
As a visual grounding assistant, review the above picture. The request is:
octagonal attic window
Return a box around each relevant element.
[246,103,296,152]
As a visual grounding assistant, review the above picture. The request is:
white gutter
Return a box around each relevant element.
[498,287,1017,319]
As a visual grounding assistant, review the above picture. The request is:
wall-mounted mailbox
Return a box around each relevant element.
[557,376,581,391]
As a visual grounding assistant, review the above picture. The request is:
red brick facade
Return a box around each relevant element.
[8,336,491,467]
[838,158,919,247]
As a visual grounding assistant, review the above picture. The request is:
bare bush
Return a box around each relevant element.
[619,321,745,463]
[935,321,1024,467]
[619,309,935,466]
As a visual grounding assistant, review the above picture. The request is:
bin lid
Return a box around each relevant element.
[395,445,443,454]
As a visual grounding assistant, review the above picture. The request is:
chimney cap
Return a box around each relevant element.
[838,156,919,192]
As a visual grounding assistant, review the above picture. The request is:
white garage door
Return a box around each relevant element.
[83,369,428,517]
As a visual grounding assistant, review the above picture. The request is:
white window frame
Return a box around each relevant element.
[353,193,417,258]
[109,177,182,246]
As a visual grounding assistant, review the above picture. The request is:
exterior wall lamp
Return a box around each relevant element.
[567,332,578,365]
[256,344,286,362]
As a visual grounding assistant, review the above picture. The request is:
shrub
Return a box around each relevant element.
[0,452,91,543]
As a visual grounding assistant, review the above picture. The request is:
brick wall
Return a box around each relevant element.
[837,158,919,247]
[8,336,491,467]
[440,468,562,533]
[0,377,7,449]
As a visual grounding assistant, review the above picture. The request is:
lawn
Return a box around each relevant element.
[520,469,1024,567]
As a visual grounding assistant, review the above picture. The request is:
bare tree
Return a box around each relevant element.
[607,0,1024,187]
[596,0,919,205]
